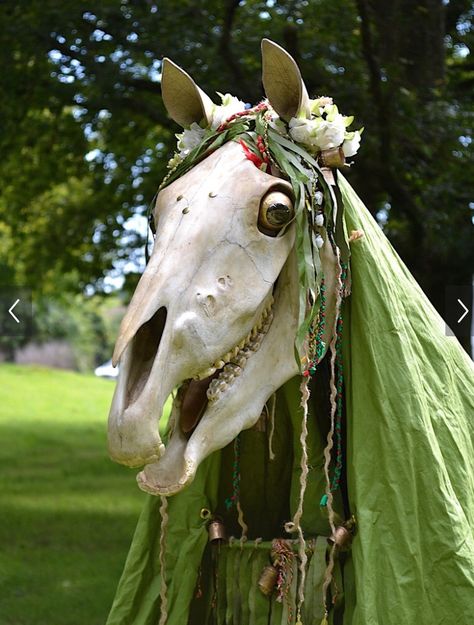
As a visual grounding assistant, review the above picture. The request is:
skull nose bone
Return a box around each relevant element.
[196,292,217,316]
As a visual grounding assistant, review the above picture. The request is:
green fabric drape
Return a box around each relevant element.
[106,452,222,625]
[339,176,474,625]
[107,178,474,625]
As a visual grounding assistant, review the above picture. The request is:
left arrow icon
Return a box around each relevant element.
[8,299,20,323]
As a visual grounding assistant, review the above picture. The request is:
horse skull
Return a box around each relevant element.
[108,41,339,495]
[108,141,300,494]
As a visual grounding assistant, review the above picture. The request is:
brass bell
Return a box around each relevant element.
[319,147,346,168]
[258,564,279,596]
[328,525,352,550]
[207,519,226,544]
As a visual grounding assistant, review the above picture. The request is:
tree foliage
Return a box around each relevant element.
[0,0,472,347]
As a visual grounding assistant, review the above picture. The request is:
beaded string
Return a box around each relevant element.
[216,101,268,132]
[158,160,180,191]
[303,279,327,378]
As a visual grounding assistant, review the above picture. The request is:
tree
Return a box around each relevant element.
[0,0,472,349]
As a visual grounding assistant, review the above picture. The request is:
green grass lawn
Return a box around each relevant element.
[0,364,150,625]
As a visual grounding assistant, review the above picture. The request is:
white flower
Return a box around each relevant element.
[314,114,346,150]
[288,117,319,145]
[176,122,206,159]
[342,130,361,158]
[210,92,246,130]
[289,113,346,152]
[315,212,324,227]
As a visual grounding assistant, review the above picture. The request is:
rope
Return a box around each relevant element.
[284,376,311,622]
[158,496,169,625]
[223,435,248,541]
[321,542,337,624]
[236,500,248,542]
[268,393,276,461]
[321,254,343,617]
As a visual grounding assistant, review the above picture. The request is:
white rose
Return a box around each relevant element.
[210,93,246,130]
[289,117,320,147]
[313,114,346,150]
[342,131,361,157]
[177,123,206,159]
[289,114,346,152]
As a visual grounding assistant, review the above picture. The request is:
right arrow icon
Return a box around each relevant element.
[457,298,469,324]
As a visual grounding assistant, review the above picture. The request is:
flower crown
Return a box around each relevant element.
[168,92,362,171]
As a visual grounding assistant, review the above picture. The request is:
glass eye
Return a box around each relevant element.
[258,190,294,235]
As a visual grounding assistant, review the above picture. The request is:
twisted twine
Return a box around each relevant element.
[284,376,311,621]
[321,253,343,614]
[158,496,169,625]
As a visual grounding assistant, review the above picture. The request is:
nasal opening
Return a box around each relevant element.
[125,307,167,408]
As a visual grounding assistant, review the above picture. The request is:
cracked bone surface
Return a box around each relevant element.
[108,140,302,494]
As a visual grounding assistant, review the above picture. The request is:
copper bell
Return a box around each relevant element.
[208,519,226,544]
[319,146,346,168]
[328,525,352,550]
[258,564,279,596]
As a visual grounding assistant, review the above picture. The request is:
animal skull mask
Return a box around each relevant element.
[108,40,338,495]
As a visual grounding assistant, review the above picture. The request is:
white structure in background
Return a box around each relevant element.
[94,359,119,379]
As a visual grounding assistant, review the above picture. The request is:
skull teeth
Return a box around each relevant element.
[195,366,216,380]
[202,297,274,403]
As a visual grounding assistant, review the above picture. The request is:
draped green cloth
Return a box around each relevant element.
[106,178,474,625]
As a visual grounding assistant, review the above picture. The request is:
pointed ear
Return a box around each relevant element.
[261,39,311,120]
[161,58,214,128]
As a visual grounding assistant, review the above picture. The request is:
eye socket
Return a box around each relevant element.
[258,190,294,235]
